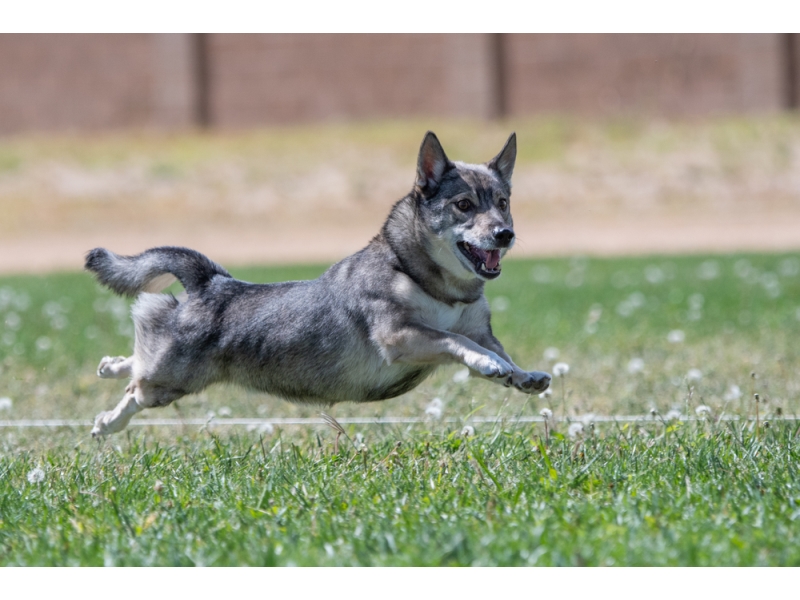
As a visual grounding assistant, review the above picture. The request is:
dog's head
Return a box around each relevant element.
[414,132,517,281]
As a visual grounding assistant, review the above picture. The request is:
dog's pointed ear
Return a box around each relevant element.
[416,131,451,196]
[487,132,517,187]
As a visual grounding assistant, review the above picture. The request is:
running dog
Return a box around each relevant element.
[86,132,551,436]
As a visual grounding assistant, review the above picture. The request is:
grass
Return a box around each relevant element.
[1,251,800,565]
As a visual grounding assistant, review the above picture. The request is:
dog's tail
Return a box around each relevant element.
[85,246,232,297]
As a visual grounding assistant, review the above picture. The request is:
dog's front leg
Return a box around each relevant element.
[381,325,515,382]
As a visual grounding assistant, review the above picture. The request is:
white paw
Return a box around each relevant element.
[91,410,126,437]
[97,356,127,378]
[471,352,514,379]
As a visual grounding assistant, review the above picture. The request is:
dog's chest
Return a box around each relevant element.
[394,274,466,331]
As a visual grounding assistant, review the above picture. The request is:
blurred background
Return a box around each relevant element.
[1,33,800,273]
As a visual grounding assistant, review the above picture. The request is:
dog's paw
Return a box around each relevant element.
[513,370,551,394]
[97,356,128,379]
[470,352,514,380]
[91,410,124,438]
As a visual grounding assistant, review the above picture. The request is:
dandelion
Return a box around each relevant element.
[153,480,164,493]
[567,422,583,439]
[0,397,12,411]
[687,368,703,382]
[543,347,560,362]
[531,265,551,283]
[695,405,712,417]
[627,358,644,374]
[36,337,52,352]
[27,467,45,484]
[539,408,552,420]
[778,258,799,277]
[665,409,682,421]
[580,413,595,426]
[217,406,232,417]
[538,388,552,399]
[461,425,475,437]
[4,312,21,331]
[645,265,665,284]
[258,422,274,435]
[650,408,658,417]
[667,330,685,343]
[723,384,742,402]
[697,260,720,280]
[491,296,510,312]
[425,397,443,420]
[452,368,470,383]
[553,362,570,377]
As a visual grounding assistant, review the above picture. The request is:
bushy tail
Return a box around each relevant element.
[85,246,232,297]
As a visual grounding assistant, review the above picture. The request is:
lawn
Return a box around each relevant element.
[1,251,799,565]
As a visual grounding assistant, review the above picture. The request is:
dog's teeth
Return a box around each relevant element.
[480,262,486,271]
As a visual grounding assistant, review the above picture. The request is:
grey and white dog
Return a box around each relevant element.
[86,132,551,437]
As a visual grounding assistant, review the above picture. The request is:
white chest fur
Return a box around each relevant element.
[393,274,466,331]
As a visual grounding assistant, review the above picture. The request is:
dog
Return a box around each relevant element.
[86,131,551,437]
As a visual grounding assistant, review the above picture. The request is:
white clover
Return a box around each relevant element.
[686,368,703,382]
[627,358,645,374]
[27,467,45,484]
[567,422,584,439]
[695,405,712,416]
[667,329,685,343]
[539,408,553,420]
[543,347,560,362]
[461,425,475,437]
[552,362,570,377]
[723,385,742,402]
[452,368,470,384]
[0,397,12,411]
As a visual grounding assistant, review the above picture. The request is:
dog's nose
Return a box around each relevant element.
[494,228,515,247]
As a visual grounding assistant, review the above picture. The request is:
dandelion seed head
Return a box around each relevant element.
[723,384,742,402]
[580,413,595,426]
[627,358,645,374]
[697,260,720,280]
[539,408,553,419]
[687,368,703,382]
[461,425,475,437]
[154,480,164,493]
[538,388,552,399]
[425,397,444,419]
[217,406,232,417]
[567,422,584,439]
[543,347,560,362]
[491,296,510,312]
[553,362,570,377]
[645,265,665,284]
[35,337,52,351]
[695,405,712,416]
[452,368,470,383]
[665,409,682,421]
[667,329,685,343]
[27,467,45,484]
[0,397,12,411]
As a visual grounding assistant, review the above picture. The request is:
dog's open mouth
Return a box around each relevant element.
[457,242,502,279]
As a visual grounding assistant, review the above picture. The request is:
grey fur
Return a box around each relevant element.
[86,132,551,437]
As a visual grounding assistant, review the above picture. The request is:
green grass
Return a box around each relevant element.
[1,252,800,565]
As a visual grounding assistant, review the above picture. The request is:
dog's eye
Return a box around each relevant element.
[456,199,472,212]
[498,198,508,211]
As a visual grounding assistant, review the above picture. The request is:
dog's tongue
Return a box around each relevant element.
[485,249,500,270]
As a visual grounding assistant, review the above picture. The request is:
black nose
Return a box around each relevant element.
[494,228,515,247]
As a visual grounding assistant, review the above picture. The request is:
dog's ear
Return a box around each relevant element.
[487,132,517,187]
[416,131,451,196]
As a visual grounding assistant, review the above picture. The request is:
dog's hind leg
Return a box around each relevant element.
[91,379,186,437]
[97,356,133,379]
[91,382,143,437]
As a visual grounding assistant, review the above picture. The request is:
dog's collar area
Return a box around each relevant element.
[457,242,502,280]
